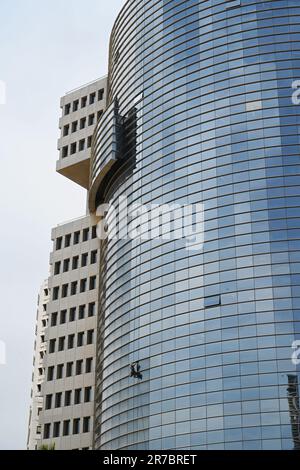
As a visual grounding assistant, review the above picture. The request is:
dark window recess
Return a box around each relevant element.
[90,92,96,105]
[80,117,86,129]
[74,231,80,244]
[51,312,58,327]
[56,237,63,250]
[63,259,70,272]
[81,96,87,108]
[79,305,85,320]
[63,420,70,436]
[65,234,71,247]
[65,390,72,407]
[87,136,92,148]
[71,121,78,133]
[73,100,79,112]
[83,228,89,241]
[79,139,85,151]
[204,295,221,309]
[60,310,67,324]
[64,103,71,116]
[63,124,69,136]
[98,89,104,101]
[44,424,51,439]
[54,261,61,275]
[69,307,76,322]
[92,225,97,239]
[73,256,79,269]
[70,142,77,155]
[62,146,68,158]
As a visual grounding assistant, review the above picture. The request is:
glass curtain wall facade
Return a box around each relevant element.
[92,0,300,450]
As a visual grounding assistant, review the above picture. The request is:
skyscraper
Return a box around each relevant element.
[30,0,300,451]
[90,0,300,451]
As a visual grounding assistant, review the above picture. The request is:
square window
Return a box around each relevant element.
[83,228,89,242]
[63,124,69,136]
[69,307,76,322]
[91,250,97,264]
[71,121,78,133]
[47,367,54,381]
[54,261,61,275]
[71,281,78,296]
[79,305,86,320]
[88,114,95,126]
[84,387,92,403]
[63,259,70,272]
[98,89,104,101]
[74,388,81,405]
[83,417,90,433]
[56,237,63,250]
[79,139,85,152]
[90,276,96,290]
[86,358,93,373]
[58,336,65,351]
[80,117,86,129]
[53,422,60,438]
[81,96,87,108]
[77,332,84,347]
[74,231,80,244]
[51,312,58,327]
[62,146,68,158]
[80,279,87,293]
[65,234,71,247]
[63,420,70,437]
[76,360,83,375]
[81,253,88,267]
[88,303,95,317]
[44,424,51,440]
[73,100,79,112]
[72,256,79,270]
[87,136,92,148]
[55,392,62,408]
[62,284,68,298]
[49,339,56,354]
[52,287,59,300]
[57,364,64,380]
[92,226,97,239]
[60,310,67,324]
[90,92,96,105]
[64,103,71,115]
[87,330,94,345]
[45,395,52,410]
[66,362,73,377]
[65,390,72,407]
[70,142,77,155]
[73,418,80,435]
[68,334,75,349]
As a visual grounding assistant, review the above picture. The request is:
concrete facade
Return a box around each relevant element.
[57,77,107,189]
[27,281,49,450]
[39,216,100,450]
[28,78,107,450]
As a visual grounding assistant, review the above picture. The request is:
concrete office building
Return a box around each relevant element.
[28,78,107,450]
[88,0,300,451]
[27,281,49,450]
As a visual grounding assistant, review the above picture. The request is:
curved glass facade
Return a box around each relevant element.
[93,0,300,450]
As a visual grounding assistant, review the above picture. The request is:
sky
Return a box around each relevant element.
[0,0,124,450]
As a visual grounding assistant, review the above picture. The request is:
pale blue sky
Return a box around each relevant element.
[0,0,124,449]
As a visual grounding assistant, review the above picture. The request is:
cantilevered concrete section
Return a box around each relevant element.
[57,77,107,189]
